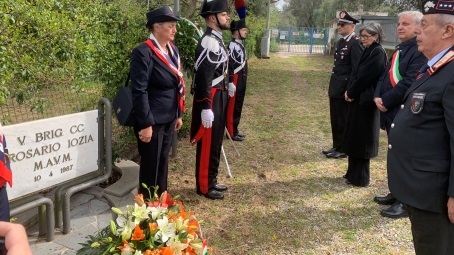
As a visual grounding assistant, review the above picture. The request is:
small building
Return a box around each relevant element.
[328,5,398,52]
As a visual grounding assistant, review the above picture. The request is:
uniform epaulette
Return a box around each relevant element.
[201,35,220,52]
[428,50,454,75]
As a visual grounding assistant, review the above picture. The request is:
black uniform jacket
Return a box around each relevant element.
[388,47,454,213]
[228,39,248,81]
[374,37,426,127]
[328,33,363,99]
[130,40,181,130]
[192,27,228,110]
[342,42,387,159]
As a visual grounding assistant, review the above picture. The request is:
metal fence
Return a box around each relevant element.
[270,26,329,54]
[0,87,100,125]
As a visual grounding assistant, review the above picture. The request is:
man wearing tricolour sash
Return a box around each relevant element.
[190,0,230,200]
[372,11,426,219]
[387,1,454,253]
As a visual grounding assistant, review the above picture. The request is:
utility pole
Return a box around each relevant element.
[174,0,180,16]
[260,0,271,58]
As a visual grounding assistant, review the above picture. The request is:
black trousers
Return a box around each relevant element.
[135,120,175,199]
[345,156,370,187]
[194,89,227,194]
[406,205,454,255]
[227,74,247,136]
[329,97,349,150]
[0,186,10,255]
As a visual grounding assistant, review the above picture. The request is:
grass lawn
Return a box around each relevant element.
[168,52,414,255]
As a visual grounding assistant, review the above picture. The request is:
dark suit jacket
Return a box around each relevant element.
[388,47,454,213]
[328,33,363,98]
[130,40,181,130]
[374,37,426,129]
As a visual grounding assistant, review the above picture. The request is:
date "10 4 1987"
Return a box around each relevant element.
[33,164,74,182]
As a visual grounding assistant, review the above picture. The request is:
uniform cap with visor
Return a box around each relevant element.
[337,11,359,25]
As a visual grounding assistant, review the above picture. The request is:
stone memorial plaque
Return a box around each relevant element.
[3,110,99,200]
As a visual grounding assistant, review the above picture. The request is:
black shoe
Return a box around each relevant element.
[345,180,352,185]
[322,148,336,155]
[197,190,224,200]
[326,151,347,159]
[373,193,396,205]
[213,183,228,192]
[236,132,245,138]
[342,174,347,179]
[380,203,408,218]
[232,134,244,141]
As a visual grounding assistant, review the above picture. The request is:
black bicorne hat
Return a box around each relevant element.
[422,0,454,15]
[146,5,180,28]
[338,10,359,24]
[200,0,229,17]
[230,19,246,32]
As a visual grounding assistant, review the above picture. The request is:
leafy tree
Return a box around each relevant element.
[288,0,323,27]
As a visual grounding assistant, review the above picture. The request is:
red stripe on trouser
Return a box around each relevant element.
[226,96,236,136]
[198,127,212,194]
[197,88,218,194]
[226,74,238,136]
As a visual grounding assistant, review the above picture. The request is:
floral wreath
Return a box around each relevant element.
[77,184,211,255]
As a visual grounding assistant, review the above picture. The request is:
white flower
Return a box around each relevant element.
[116,215,135,240]
[174,216,189,231]
[148,206,167,220]
[131,203,149,225]
[166,238,188,255]
[155,217,176,242]
[133,251,142,255]
[120,245,134,255]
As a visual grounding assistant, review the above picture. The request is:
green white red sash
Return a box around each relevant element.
[389,50,402,87]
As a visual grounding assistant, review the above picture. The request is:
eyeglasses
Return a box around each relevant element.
[360,34,372,39]
[337,23,345,27]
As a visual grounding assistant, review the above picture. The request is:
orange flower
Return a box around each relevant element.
[143,249,160,255]
[149,222,158,232]
[178,202,187,218]
[160,191,178,207]
[131,225,145,241]
[135,194,145,206]
[183,245,197,255]
[117,240,135,252]
[160,246,174,255]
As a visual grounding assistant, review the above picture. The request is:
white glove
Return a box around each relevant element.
[228,82,236,97]
[201,109,214,128]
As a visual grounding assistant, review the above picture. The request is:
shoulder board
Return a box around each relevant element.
[201,35,220,52]
[428,50,454,75]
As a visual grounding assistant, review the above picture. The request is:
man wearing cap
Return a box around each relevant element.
[226,18,248,142]
[372,11,426,219]
[388,1,454,253]
[130,6,184,198]
[190,0,230,200]
[323,11,363,159]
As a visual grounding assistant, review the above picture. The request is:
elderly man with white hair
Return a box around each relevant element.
[373,10,426,219]
[387,1,454,254]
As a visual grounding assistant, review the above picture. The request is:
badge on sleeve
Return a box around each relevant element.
[411,92,426,114]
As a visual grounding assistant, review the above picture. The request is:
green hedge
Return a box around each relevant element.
[0,0,267,159]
